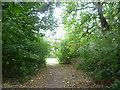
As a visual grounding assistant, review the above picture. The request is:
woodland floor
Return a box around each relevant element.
[3,58,105,88]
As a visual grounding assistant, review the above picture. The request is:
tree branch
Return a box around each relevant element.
[67,6,96,14]
[79,25,96,40]
[93,2,109,32]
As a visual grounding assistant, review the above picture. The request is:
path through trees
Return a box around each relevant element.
[3,58,104,88]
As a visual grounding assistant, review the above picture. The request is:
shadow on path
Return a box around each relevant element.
[3,58,104,88]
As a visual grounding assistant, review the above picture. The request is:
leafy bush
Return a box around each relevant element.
[2,2,57,77]
[57,2,120,89]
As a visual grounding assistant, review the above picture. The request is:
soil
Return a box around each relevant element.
[3,63,104,88]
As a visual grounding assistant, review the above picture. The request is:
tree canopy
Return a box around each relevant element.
[2,2,57,77]
[2,1,120,89]
[56,2,120,89]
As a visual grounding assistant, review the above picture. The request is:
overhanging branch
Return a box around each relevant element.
[79,25,96,40]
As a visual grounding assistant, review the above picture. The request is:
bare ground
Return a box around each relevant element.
[3,64,104,88]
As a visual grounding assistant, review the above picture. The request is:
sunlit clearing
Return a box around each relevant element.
[46,58,59,65]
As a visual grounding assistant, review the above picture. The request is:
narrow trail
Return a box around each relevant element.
[3,58,104,88]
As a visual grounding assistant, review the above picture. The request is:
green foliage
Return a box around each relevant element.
[57,2,120,88]
[107,79,120,89]
[58,38,71,63]
[2,2,57,77]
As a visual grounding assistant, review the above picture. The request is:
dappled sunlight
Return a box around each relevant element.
[46,58,59,65]
[3,2,119,89]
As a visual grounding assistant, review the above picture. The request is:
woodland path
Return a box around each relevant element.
[3,58,104,88]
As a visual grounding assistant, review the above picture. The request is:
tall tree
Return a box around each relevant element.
[93,2,109,32]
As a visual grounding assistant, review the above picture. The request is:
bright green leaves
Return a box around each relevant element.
[2,2,56,77]
[57,2,120,89]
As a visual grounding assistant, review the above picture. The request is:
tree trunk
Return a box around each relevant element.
[93,2,109,32]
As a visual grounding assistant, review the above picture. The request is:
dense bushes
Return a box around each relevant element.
[58,37,79,64]
[2,2,57,77]
[77,32,120,81]
[3,38,49,76]
[57,2,120,89]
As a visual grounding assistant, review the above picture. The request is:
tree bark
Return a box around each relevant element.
[93,2,109,32]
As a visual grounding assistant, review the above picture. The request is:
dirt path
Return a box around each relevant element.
[3,62,104,88]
